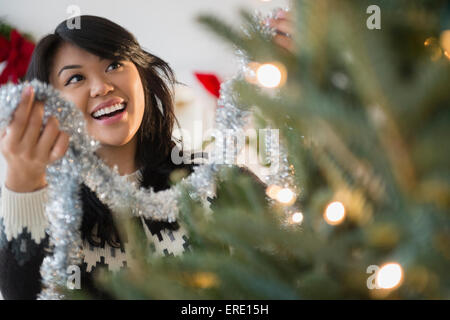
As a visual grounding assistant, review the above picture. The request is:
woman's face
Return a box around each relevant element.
[49,42,145,147]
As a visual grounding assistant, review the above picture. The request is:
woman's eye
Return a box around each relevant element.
[106,61,123,72]
[65,74,84,86]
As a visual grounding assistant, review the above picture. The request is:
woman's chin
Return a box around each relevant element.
[95,137,132,148]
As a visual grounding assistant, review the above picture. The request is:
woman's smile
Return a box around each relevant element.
[90,97,128,125]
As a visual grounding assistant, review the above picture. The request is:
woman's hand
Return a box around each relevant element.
[267,9,295,53]
[0,85,70,192]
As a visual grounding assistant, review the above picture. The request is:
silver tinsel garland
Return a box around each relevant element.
[0,80,221,299]
[0,7,297,299]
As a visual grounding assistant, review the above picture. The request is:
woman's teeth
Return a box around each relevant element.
[92,103,126,118]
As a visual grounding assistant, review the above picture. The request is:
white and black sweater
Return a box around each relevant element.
[0,170,192,299]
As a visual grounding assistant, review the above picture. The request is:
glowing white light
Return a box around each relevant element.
[440,30,450,53]
[376,263,403,289]
[256,63,282,88]
[324,201,345,225]
[266,185,282,199]
[291,212,303,224]
[276,188,296,205]
[444,50,450,60]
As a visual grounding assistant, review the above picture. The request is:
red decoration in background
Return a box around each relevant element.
[194,72,222,99]
[0,29,35,85]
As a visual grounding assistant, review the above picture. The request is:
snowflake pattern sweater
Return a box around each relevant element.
[0,170,192,299]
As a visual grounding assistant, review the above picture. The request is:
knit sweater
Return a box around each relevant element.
[0,170,191,300]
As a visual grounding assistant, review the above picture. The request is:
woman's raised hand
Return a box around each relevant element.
[0,85,70,192]
[267,9,295,53]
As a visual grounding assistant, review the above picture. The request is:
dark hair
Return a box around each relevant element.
[25,15,194,248]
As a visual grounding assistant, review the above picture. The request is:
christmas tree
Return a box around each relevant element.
[87,0,450,299]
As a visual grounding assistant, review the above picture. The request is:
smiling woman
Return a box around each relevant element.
[0,15,198,299]
[27,16,178,177]
[48,42,145,167]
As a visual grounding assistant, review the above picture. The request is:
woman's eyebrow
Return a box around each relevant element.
[57,65,82,77]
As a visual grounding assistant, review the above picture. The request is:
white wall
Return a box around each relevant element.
[0,0,289,86]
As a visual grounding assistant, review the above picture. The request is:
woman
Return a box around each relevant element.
[0,13,293,300]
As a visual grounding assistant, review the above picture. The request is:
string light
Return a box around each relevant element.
[187,272,219,289]
[324,201,346,225]
[444,51,450,60]
[276,187,296,205]
[440,30,450,53]
[376,263,403,289]
[424,37,436,47]
[266,184,282,199]
[256,63,285,88]
[291,212,304,224]
[266,185,296,205]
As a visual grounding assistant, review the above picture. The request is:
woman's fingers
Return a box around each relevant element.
[268,12,295,53]
[48,131,70,164]
[36,116,60,160]
[273,34,296,53]
[0,127,6,139]
[271,19,293,37]
[8,86,35,144]
[21,100,45,151]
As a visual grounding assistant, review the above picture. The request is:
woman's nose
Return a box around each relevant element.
[90,77,114,97]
